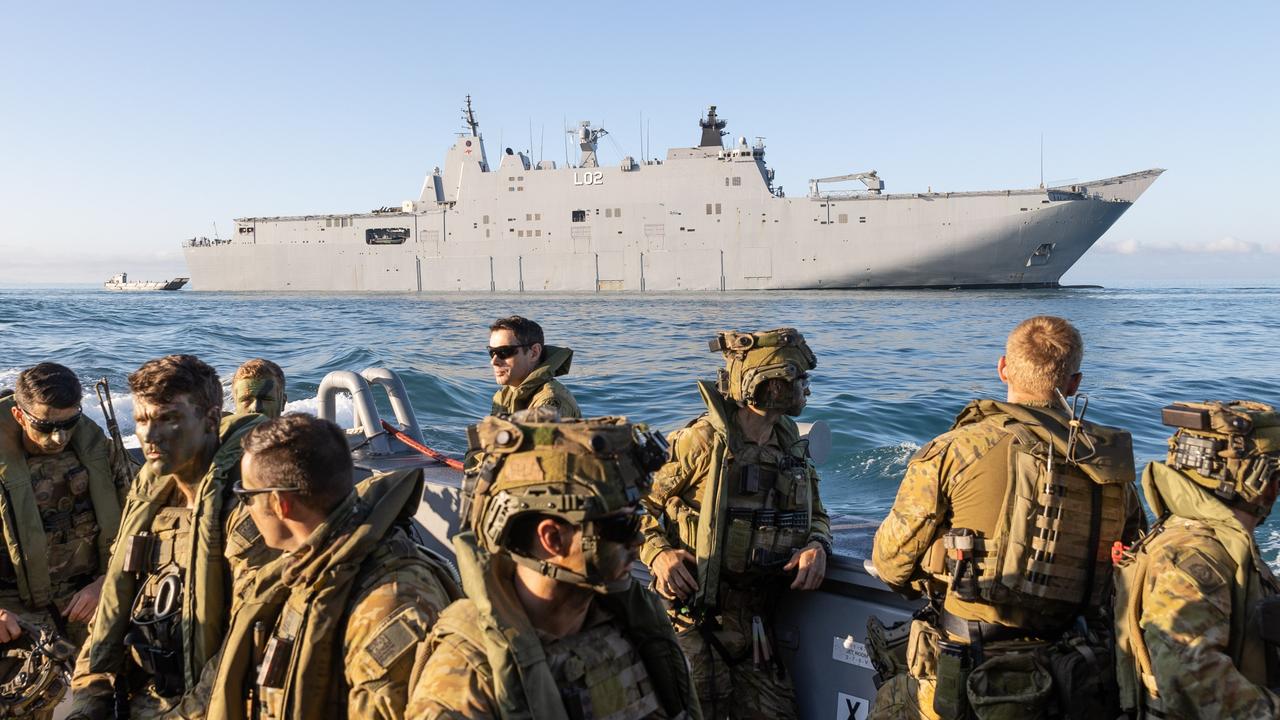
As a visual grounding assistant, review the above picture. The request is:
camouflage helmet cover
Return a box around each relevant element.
[0,619,75,718]
[1162,400,1280,518]
[710,327,817,409]
[464,414,666,555]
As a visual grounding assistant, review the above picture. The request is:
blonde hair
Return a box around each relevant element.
[1003,316,1083,399]
[233,358,285,385]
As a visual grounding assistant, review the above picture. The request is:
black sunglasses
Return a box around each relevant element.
[19,406,82,434]
[231,479,303,500]
[591,510,644,543]
[487,344,530,360]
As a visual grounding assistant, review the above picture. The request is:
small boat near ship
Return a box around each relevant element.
[103,272,189,291]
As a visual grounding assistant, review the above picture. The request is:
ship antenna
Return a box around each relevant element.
[1040,132,1044,189]
[462,95,480,137]
[563,116,570,167]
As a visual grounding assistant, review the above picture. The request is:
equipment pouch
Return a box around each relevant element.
[906,618,940,680]
[866,616,911,689]
[122,533,154,574]
[724,510,755,574]
[1257,595,1280,647]
[1044,636,1119,720]
[966,652,1052,720]
[933,639,971,718]
[751,510,779,568]
[257,635,294,690]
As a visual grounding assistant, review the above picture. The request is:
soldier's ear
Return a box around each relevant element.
[10,406,24,426]
[535,517,572,558]
[996,355,1010,385]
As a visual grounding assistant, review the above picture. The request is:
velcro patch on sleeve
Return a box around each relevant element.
[364,609,423,669]
[1178,547,1229,595]
[233,515,262,545]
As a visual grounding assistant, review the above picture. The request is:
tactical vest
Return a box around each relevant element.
[123,504,192,698]
[681,381,819,610]
[1114,462,1280,717]
[0,395,122,609]
[491,345,582,418]
[928,400,1134,625]
[201,468,461,720]
[544,610,664,720]
[82,413,263,695]
[428,531,698,720]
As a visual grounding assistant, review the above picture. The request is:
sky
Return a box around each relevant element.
[1,2,1277,287]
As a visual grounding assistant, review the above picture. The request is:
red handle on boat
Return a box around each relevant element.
[380,419,465,471]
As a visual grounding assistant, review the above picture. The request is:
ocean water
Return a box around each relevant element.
[4,286,1280,561]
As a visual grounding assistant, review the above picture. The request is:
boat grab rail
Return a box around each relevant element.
[360,367,425,444]
[316,370,391,454]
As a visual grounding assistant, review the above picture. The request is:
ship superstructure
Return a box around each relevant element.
[184,99,1162,292]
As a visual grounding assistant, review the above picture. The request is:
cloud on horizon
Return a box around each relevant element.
[1095,236,1278,256]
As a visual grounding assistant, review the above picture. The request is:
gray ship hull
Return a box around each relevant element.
[183,105,1161,292]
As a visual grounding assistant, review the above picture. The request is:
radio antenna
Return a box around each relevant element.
[1040,132,1044,189]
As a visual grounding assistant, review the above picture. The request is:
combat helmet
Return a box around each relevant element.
[462,412,668,592]
[0,619,76,718]
[710,327,817,414]
[1161,400,1280,519]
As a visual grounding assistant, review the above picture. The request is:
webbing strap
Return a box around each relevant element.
[1079,482,1104,609]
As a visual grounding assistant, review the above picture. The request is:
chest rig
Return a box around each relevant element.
[545,614,663,720]
[123,504,193,698]
[720,438,812,580]
[253,603,303,720]
[26,452,99,589]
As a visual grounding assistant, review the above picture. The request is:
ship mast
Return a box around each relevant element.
[462,95,480,137]
[699,105,727,148]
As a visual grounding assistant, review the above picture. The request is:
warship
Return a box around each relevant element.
[183,98,1163,292]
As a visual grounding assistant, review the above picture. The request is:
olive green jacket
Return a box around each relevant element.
[408,532,700,719]
[71,413,265,705]
[639,381,831,613]
[192,468,460,720]
[490,346,581,418]
[0,394,123,609]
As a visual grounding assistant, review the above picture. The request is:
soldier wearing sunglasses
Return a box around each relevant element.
[408,414,699,718]
[487,315,581,418]
[0,363,127,718]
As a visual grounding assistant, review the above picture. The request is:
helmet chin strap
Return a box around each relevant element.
[506,538,634,595]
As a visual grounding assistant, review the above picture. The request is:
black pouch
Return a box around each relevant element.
[934,639,971,718]
[1258,595,1280,646]
[739,465,761,495]
[866,615,911,688]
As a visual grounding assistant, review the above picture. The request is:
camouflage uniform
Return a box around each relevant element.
[0,396,126,720]
[409,415,699,720]
[870,399,1142,719]
[68,414,273,719]
[170,468,459,720]
[640,382,831,720]
[1113,404,1280,720]
[490,345,581,418]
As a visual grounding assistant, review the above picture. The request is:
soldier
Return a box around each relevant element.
[67,355,273,718]
[868,316,1144,719]
[487,315,581,417]
[231,358,288,418]
[1113,401,1280,719]
[0,363,127,719]
[640,328,831,720]
[172,414,459,719]
[407,414,700,719]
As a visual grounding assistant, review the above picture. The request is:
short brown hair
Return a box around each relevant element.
[15,363,82,409]
[128,355,223,415]
[489,316,545,348]
[241,414,353,513]
[233,358,285,385]
[1004,316,1084,399]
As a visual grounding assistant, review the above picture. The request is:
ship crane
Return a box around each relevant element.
[808,171,884,197]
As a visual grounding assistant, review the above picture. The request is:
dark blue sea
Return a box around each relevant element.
[4,286,1280,561]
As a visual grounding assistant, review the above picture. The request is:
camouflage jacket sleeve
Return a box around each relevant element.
[639,423,716,568]
[345,570,454,720]
[1142,541,1280,719]
[871,436,953,596]
[107,442,134,504]
[406,632,499,719]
